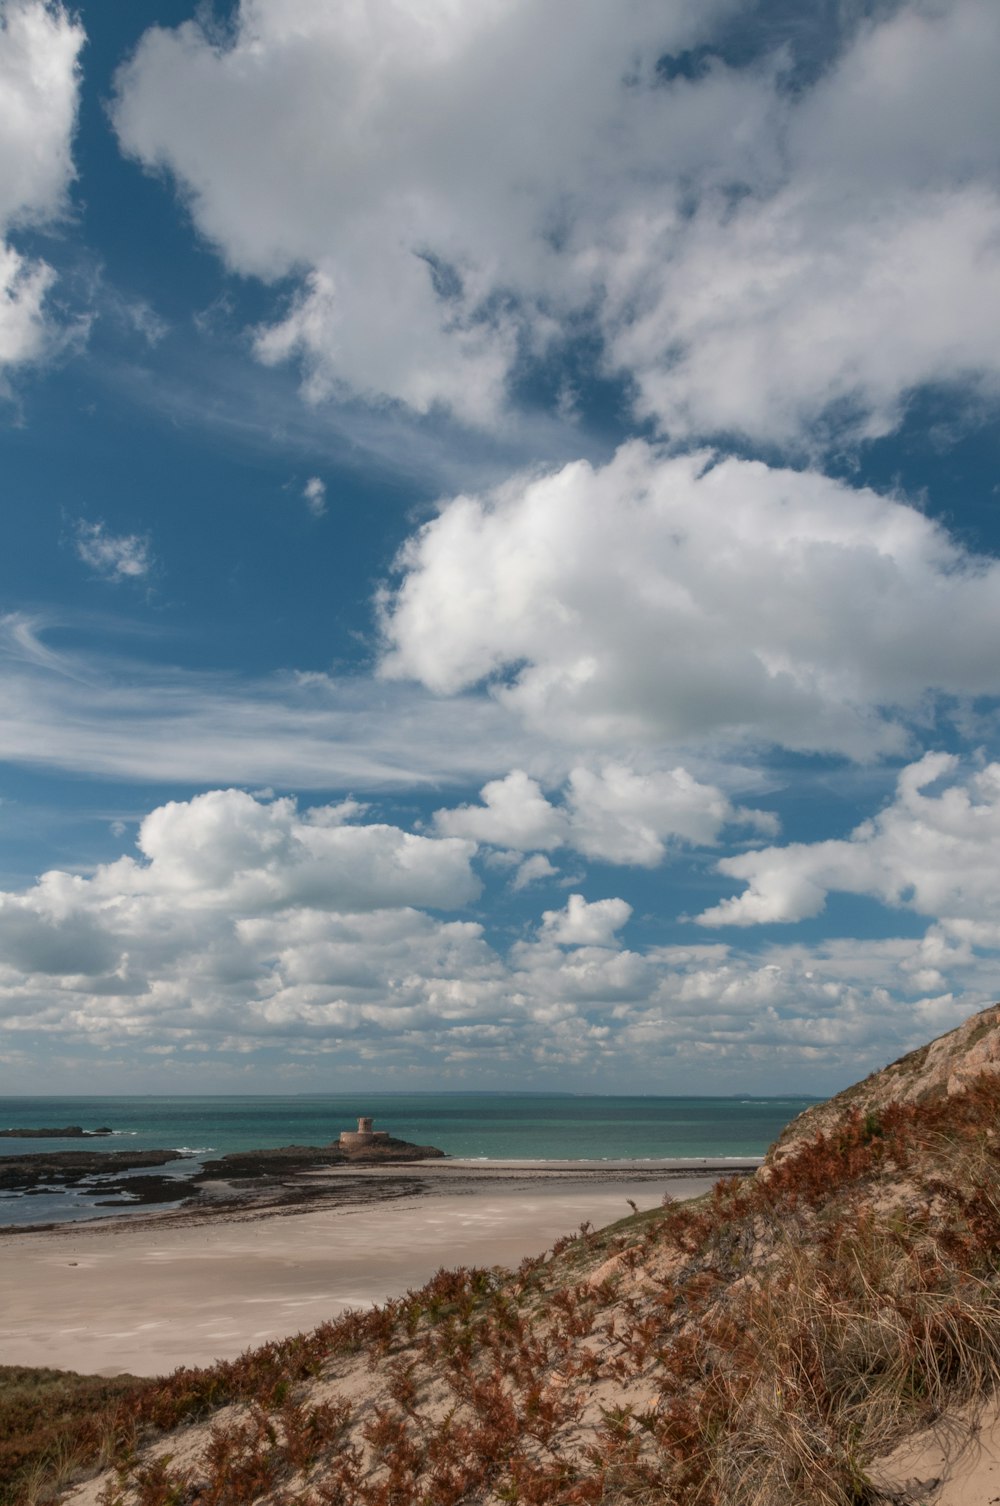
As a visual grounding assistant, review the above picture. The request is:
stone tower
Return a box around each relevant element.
[338,1115,390,1150]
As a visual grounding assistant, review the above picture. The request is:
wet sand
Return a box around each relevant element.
[0,1158,754,1377]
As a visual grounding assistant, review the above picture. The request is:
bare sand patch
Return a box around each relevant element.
[870,1400,1000,1505]
[0,1162,728,1377]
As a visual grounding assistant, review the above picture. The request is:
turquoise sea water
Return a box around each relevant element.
[0,1093,816,1227]
[0,1093,816,1159]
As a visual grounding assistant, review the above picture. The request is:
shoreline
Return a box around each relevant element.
[0,1159,750,1376]
[0,1153,762,1236]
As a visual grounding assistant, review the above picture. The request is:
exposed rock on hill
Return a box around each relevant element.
[771,1001,1000,1159]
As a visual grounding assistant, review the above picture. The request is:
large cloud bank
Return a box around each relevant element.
[2,782,1000,1091]
[0,0,82,370]
[111,0,1000,441]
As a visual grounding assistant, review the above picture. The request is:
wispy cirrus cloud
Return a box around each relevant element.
[0,614,543,789]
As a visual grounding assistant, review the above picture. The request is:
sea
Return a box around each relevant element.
[0,1093,816,1229]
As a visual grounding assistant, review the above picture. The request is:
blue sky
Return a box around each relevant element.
[1,0,1000,1096]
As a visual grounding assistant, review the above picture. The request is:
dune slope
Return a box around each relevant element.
[27,1005,1000,1505]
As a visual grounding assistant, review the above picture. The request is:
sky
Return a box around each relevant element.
[1,0,999,1097]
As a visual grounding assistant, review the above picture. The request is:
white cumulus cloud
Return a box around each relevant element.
[435,769,568,852]
[435,762,767,867]
[511,853,558,890]
[381,443,1000,759]
[539,893,632,948]
[697,754,1000,936]
[111,0,1000,443]
[0,0,83,371]
[104,788,481,914]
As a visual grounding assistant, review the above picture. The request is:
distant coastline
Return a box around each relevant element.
[0,1092,813,1229]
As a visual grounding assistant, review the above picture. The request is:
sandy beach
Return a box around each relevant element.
[0,1159,746,1378]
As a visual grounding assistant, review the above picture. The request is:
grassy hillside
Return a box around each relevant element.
[10,1014,1000,1504]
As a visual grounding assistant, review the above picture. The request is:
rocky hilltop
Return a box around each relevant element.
[23,1006,1000,1506]
[771,1001,1000,1157]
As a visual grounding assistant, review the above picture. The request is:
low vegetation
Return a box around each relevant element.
[0,1369,143,1506]
[9,1023,1000,1504]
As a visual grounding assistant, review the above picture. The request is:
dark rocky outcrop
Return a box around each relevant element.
[0,1136,446,1223]
[340,1134,445,1162]
[192,1137,444,1183]
[0,1126,113,1138]
[0,1150,184,1217]
[0,1150,179,1192]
